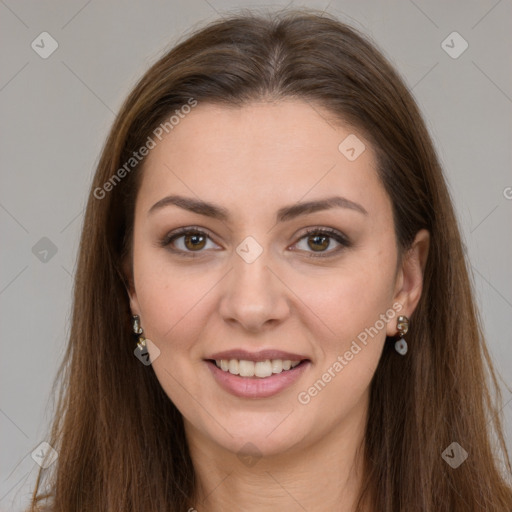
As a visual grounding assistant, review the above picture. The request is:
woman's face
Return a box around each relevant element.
[126,99,424,459]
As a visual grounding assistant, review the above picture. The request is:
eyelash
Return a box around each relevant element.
[158,226,351,258]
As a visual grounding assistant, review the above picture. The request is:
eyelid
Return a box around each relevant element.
[291,227,351,257]
[158,226,221,254]
[159,225,351,257]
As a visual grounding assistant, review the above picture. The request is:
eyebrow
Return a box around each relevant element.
[148,194,368,222]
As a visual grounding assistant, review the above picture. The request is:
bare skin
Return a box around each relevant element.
[125,99,429,511]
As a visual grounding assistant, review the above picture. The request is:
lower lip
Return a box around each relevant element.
[205,360,310,399]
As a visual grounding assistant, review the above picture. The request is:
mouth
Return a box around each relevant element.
[204,354,311,399]
[206,358,308,378]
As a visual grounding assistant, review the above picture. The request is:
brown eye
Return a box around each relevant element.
[307,234,330,252]
[293,228,350,258]
[183,232,207,251]
[160,228,219,255]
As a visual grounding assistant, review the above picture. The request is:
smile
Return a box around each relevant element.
[213,358,302,378]
[205,359,310,399]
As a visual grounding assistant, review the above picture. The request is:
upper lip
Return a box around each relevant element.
[206,349,310,362]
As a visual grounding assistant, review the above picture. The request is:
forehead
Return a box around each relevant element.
[136,99,389,220]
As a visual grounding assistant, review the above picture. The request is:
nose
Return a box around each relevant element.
[218,247,291,333]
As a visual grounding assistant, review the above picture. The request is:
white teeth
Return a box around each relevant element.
[215,359,302,378]
[238,360,255,377]
[271,359,283,373]
[228,360,239,374]
[255,361,273,378]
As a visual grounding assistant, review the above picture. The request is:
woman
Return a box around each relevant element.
[28,9,512,511]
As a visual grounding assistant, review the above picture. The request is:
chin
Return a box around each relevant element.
[207,413,310,459]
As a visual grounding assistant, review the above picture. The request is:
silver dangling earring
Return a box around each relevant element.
[394,315,409,355]
[132,315,147,351]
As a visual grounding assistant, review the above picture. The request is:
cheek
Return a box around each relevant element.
[297,250,397,396]
[132,246,183,335]
[133,264,207,345]
[303,250,396,342]
[297,274,394,413]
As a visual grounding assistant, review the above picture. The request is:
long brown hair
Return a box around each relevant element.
[28,8,512,511]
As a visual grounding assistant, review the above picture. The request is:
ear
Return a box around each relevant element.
[121,256,140,317]
[386,229,430,336]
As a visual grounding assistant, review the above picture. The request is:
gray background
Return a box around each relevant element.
[1,0,511,509]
